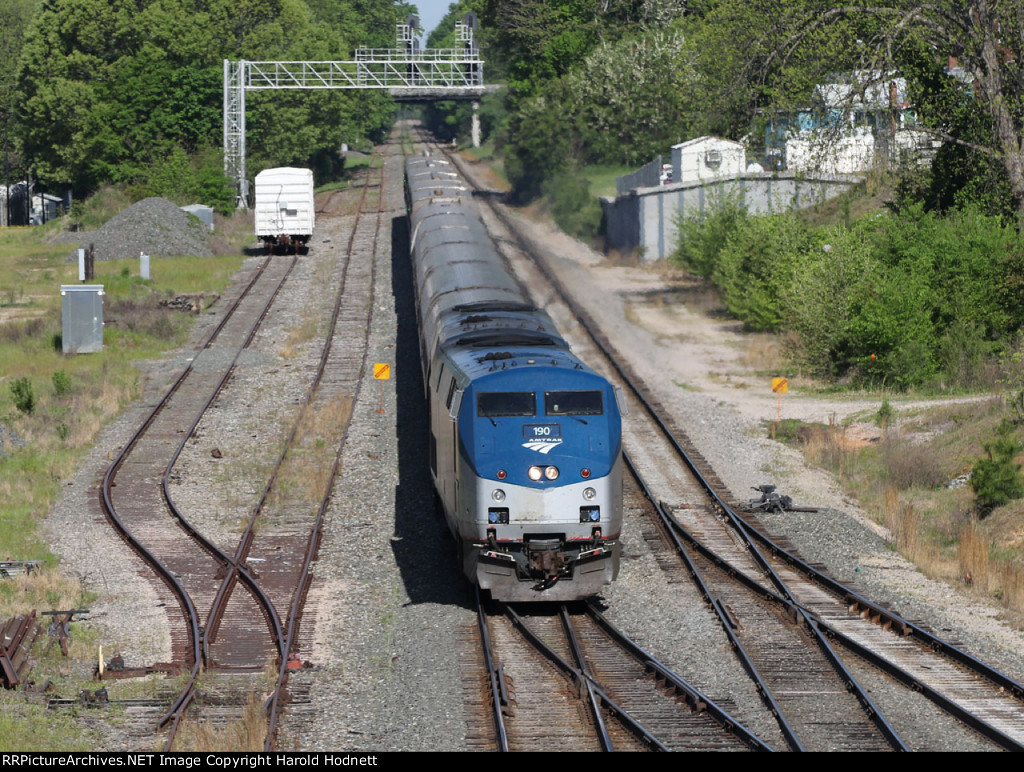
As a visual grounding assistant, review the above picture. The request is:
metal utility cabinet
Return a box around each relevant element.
[60,285,104,354]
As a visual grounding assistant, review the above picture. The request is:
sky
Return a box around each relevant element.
[412,1,456,39]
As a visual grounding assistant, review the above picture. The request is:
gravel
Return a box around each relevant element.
[54,197,213,261]
[39,146,1024,752]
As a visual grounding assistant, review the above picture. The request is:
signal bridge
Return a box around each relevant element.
[224,19,497,204]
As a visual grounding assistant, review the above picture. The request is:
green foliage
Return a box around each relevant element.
[501,24,709,200]
[971,422,1024,513]
[673,203,818,332]
[52,370,71,397]
[674,198,748,280]
[715,213,820,332]
[876,398,895,429]
[541,172,602,241]
[566,30,704,167]
[127,146,236,214]
[14,0,400,197]
[673,198,1022,389]
[504,80,579,203]
[10,376,35,415]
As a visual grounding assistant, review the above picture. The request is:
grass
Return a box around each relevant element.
[265,393,352,517]
[0,202,248,748]
[170,692,269,752]
[580,164,635,198]
[772,395,1024,624]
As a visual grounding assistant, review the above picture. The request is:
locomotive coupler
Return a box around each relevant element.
[526,537,568,586]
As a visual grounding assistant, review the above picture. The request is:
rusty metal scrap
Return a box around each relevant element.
[2,611,40,689]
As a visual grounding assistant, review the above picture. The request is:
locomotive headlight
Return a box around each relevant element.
[528,466,543,481]
[583,487,597,501]
[544,466,559,481]
[491,488,506,502]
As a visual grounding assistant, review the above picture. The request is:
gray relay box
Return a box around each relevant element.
[60,284,104,354]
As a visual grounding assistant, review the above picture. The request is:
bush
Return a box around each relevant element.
[971,421,1024,513]
[52,370,71,398]
[541,173,602,240]
[672,197,748,280]
[10,378,35,415]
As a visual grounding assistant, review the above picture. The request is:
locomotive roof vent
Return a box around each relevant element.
[480,351,513,362]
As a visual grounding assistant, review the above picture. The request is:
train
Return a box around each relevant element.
[405,151,623,601]
[253,167,315,252]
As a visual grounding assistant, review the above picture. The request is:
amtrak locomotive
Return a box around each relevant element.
[406,152,623,601]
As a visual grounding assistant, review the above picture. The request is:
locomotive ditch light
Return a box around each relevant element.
[488,508,509,525]
[528,466,543,481]
[491,488,506,502]
[544,466,559,481]
[583,487,597,501]
[580,506,601,523]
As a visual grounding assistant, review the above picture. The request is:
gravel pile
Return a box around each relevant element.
[54,197,213,261]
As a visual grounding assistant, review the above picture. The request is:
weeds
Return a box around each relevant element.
[774,397,1024,620]
[971,420,1024,513]
[52,370,71,397]
[171,692,268,752]
[10,377,36,415]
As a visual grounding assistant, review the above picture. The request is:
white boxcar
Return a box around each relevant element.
[254,167,315,251]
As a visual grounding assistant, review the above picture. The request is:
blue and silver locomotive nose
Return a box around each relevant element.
[407,151,624,602]
[453,367,623,601]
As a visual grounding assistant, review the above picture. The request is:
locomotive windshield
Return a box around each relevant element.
[478,391,536,417]
[544,390,604,416]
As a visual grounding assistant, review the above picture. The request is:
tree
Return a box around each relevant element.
[15,0,400,196]
[0,0,39,186]
[971,421,1024,513]
[698,0,1024,230]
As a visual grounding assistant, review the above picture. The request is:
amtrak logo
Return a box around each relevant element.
[522,439,562,454]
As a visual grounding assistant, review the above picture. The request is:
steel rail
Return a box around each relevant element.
[502,604,670,751]
[456,151,1024,749]
[581,602,775,751]
[158,257,299,749]
[622,452,804,751]
[728,511,1024,751]
[264,150,388,749]
[475,586,510,751]
[162,255,297,663]
[559,604,615,751]
[100,258,273,731]
[450,151,902,749]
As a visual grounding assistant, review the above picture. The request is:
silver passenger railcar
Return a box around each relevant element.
[406,152,622,601]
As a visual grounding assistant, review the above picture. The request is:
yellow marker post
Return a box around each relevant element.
[771,377,788,428]
[374,363,390,414]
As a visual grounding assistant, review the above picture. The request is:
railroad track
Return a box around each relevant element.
[473,593,770,751]
[99,140,394,749]
[440,138,1024,751]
